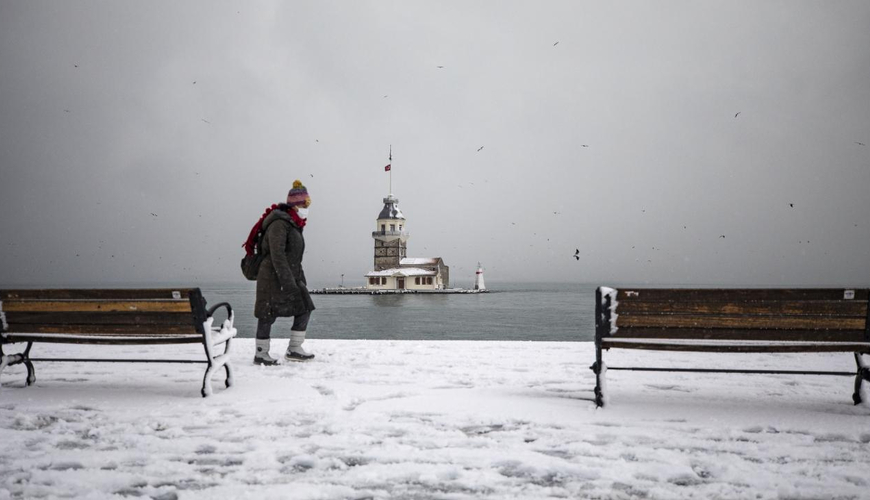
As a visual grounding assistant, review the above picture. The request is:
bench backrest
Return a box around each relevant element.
[596,287,870,342]
[0,288,208,340]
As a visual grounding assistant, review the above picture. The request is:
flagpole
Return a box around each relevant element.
[389,145,392,195]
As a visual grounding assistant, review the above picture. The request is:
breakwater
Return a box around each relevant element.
[310,287,489,295]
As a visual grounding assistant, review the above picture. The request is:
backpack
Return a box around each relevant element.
[240,219,276,281]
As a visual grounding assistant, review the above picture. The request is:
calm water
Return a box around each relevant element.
[202,282,596,342]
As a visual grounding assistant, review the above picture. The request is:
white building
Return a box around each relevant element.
[474,263,486,291]
[365,194,449,290]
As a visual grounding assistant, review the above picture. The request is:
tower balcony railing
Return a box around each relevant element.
[372,230,410,238]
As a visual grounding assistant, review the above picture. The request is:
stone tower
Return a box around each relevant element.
[372,194,409,271]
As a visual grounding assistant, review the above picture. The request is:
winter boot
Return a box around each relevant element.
[285,330,315,362]
[254,339,279,366]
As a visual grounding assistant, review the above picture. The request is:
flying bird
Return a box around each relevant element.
[201,118,210,124]
[734,112,741,118]
[719,235,725,238]
[857,142,866,146]
[150,213,158,217]
[436,66,444,69]
[789,203,794,207]
[477,146,484,152]
[581,144,589,148]
[573,249,580,260]
[553,41,559,46]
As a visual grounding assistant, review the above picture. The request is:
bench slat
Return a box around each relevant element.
[614,288,868,302]
[3,324,199,335]
[4,311,196,326]
[3,333,203,345]
[615,314,865,330]
[2,300,193,313]
[1,289,196,300]
[601,339,870,353]
[611,327,866,342]
[614,300,867,317]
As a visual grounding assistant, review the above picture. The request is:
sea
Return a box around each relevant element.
[202,282,596,342]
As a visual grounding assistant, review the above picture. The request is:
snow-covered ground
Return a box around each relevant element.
[1,339,868,499]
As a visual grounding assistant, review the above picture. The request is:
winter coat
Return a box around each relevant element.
[254,209,315,320]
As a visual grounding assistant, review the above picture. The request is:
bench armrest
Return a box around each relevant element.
[206,302,233,319]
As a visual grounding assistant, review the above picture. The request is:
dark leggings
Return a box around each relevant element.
[256,312,311,340]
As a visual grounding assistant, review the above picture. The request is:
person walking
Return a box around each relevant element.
[252,180,316,365]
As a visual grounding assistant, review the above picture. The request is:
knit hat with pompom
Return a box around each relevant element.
[286,180,310,207]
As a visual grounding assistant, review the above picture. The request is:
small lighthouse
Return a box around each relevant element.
[474,263,486,291]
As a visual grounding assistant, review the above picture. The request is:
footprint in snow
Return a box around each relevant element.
[343,392,413,411]
[11,414,59,430]
[460,423,505,436]
[311,384,334,396]
[611,482,650,497]
[195,444,217,454]
[644,384,695,393]
[590,421,623,427]
[691,463,714,479]
[70,405,98,412]
[814,433,853,443]
[534,448,573,459]
[55,439,90,450]
[45,461,85,471]
[668,473,705,486]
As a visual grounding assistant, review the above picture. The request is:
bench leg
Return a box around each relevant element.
[201,367,213,398]
[854,353,869,405]
[591,343,606,408]
[200,318,236,397]
[0,342,36,388]
[223,338,233,389]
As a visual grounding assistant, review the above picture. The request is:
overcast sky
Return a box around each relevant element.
[1,1,868,288]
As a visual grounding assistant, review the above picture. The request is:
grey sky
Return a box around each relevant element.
[1,1,868,287]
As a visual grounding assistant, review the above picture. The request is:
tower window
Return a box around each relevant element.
[381,224,385,232]
[390,224,396,232]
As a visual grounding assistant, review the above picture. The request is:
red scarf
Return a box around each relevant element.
[242,205,306,256]
[288,208,307,229]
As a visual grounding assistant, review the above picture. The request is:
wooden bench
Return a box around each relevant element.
[591,287,870,407]
[0,288,236,397]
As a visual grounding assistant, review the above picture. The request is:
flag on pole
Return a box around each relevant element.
[384,164,391,172]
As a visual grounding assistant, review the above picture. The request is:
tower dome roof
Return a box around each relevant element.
[378,194,405,220]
